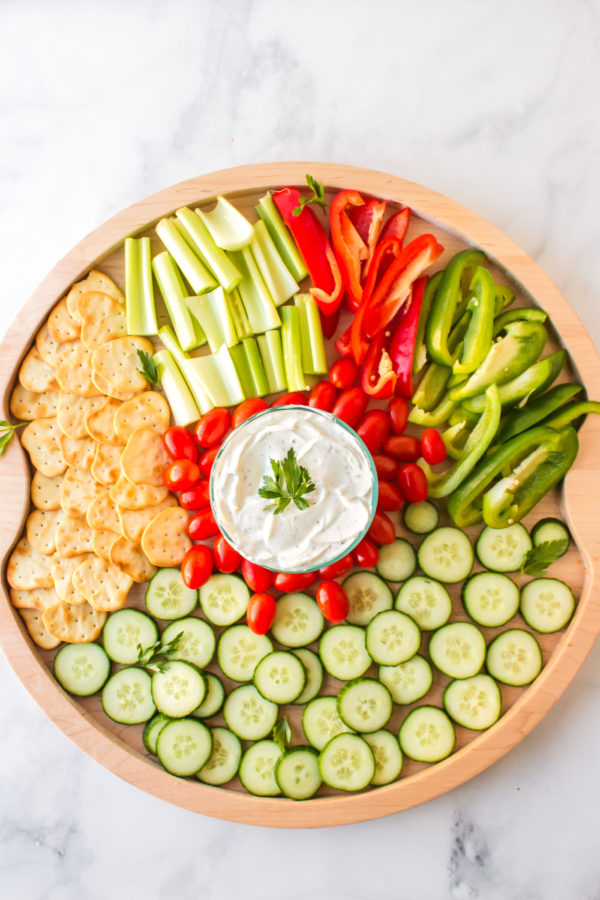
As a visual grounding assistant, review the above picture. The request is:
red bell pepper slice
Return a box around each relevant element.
[360,331,396,399]
[330,191,386,311]
[320,307,340,340]
[379,207,411,244]
[350,237,403,364]
[335,324,353,358]
[389,276,427,398]
[348,198,386,257]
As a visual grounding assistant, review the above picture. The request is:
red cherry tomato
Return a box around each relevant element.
[232,398,268,428]
[194,408,231,448]
[318,554,354,579]
[335,326,353,358]
[179,480,210,510]
[187,508,219,541]
[383,434,421,463]
[271,392,308,407]
[316,580,349,623]
[241,559,273,593]
[368,510,396,545]
[163,459,201,492]
[329,357,358,390]
[198,445,221,477]
[162,426,198,463]
[181,545,213,589]
[421,428,447,465]
[247,592,277,635]
[331,387,368,429]
[398,463,429,503]
[272,571,317,592]
[308,380,337,412]
[357,409,390,452]
[371,452,398,480]
[377,480,404,511]
[213,534,242,573]
[352,537,379,568]
[388,397,409,434]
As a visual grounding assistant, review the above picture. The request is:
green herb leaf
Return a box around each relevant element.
[272,716,292,752]
[136,631,183,672]
[258,446,316,514]
[0,420,25,457]
[137,349,159,385]
[292,173,328,216]
[520,539,569,577]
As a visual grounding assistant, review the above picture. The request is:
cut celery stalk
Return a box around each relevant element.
[197,196,254,251]
[281,306,308,392]
[258,330,287,394]
[186,288,238,353]
[230,344,256,398]
[227,287,253,340]
[125,237,158,336]
[256,193,308,283]
[154,349,200,426]
[243,337,269,396]
[251,220,299,307]
[152,252,206,351]
[174,207,242,292]
[229,247,281,334]
[156,218,216,295]
[158,325,213,414]
[185,345,245,407]
[294,293,327,375]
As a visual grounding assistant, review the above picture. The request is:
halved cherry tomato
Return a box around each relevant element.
[241,559,273,593]
[318,554,354,579]
[316,580,349,623]
[213,535,242,573]
[308,380,337,412]
[194,408,231,447]
[352,537,379,568]
[163,459,200,492]
[247,592,277,635]
[272,571,317,591]
[383,434,421,462]
[162,426,198,463]
[271,392,308,407]
[329,357,358,390]
[187,508,219,541]
[181,545,213,589]
[371,452,398,480]
[421,428,447,465]
[331,386,368,429]
[368,510,396,545]
[179,480,210,510]
[198,445,221,477]
[357,409,390,452]
[398,463,428,503]
[377,480,404,511]
[388,397,409,434]
[232,398,268,428]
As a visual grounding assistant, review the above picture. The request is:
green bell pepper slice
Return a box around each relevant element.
[412,312,470,411]
[452,266,495,377]
[540,400,600,430]
[412,270,443,375]
[425,249,485,367]
[461,349,566,415]
[442,421,470,460]
[493,284,515,315]
[492,306,547,337]
[497,383,582,442]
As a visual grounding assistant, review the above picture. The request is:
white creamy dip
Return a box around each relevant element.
[210,406,376,572]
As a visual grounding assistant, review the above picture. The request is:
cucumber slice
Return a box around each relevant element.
[520,578,575,633]
[343,572,393,626]
[429,622,486,678]
[365,610,421,666]
[403,501,440,535]
[223,684,278,740]
[395,576,452,631]
[145,567,198,620]
[53,642,111,696]
[475,523,532,573]
[375,539,417,582]
[418,527,474,583]
[363,730,404,786]
[199,574,250,626]
[379,655,433,705]
[161,617,216,669]
[191,673,225,718]
[101,667,156,724]
[254,650,306,703]
[102,609,158,665]
[151,661,207,717]
[302,696,354,751]
[197,727,242,785]
[399,706,456,762]
[462,572,520,627]
[531,517,570,551]
[239,740,282,796]
[217,625,273,682]
[337,678,393,733]
[443,674,502,730]
[271,592,324,647]
[319,625,372,681]
[143,713,172,754]
[319,733,375,791]
[486,628,543,685]
[275,747,322,799]
[156,718,213,777]
[292,649,324,704]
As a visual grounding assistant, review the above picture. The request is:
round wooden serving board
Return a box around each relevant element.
[1,163,599,828]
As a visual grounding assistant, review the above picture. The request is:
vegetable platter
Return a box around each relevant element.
[0,162,599,828]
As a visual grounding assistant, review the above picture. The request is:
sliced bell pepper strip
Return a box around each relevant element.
[461,349,566,416]
[452,266,495,376]
[379,207,410,244]
[539,400,600,430]
[350,236,401,363]
[442,420,470,460]
[348,197,387,254]
[320,307,340,340]
[408,390,458,427]
[425,249,485,366]
[496,383,582,442]
[492,306,547,337]
[360,331,396,398]
[330,190,372,310]
[411,312,470,411]
[389,276,427,398]
[335,324,353,358]
[413,270,443,375]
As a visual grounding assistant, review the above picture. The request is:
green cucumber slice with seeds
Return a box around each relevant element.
[486,628,543,685]
[395,576,452,631]
[161,617,216,669]
[270,592,324,647]
[399,706,456,763]
[239,739,282,796]
[292,649,324,704]
[217,625,273,682]
[379,655,433,705]
[302,696,354,750]
[364,730,404,786]
[319,733,375,791]
[443,674,502,730]
[156,718,213,777]
[337,678,393,733]
[253,650,306,703]
[191,673,225,719]
[197,727,242,785]
[375,539,417,582]
[343,572,393,626]
[520,578,575,633]
[417,527,474,583]
[275,747,322,800]
[101,667,156,724]
[102,609,158,665]
[319,624,372,681]
[145,567,198,620]
[151,660,207,717]
[462,572,520,627]
[143,713,172,755]
[475,523,532,573]
[428,622,486,679]
[366,609,421,666]
[223,684,278,740]
[403,500,440,535]
[531,517,570,551]
[53,642,111,696]
[199,573,250,626]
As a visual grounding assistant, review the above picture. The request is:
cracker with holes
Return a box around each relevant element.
[56,344,101,397]
[19,609,61,649]
[57,393,106,440]
[86,491,121,533]
[43,600,107,643]
[66,270,124,319]
[117,496,178,544]
[109,536,156,583]
[10,385,59,420]
[59,434,96,470]
[91,443,122,486]
[114,392,170,442]
[7,538,54,589]
[18,346,58,393]
[141,507,191,567]
[47,297,80,342]
[50,554,92,604]
[72,557,133,612]
[21,417,67,477]
[92,336,154,396]
[60,467,104,518]
[121,427,170,486]
[109,475,168,509]
[78,292,127,350]
[85,396,122,445]
[31,472,63,511]
[26,510,63,556]
[91,528,118,562]
[10,587,62,613]
[35,323,69,369]
[55,516,95,557]
[91,370,137,402]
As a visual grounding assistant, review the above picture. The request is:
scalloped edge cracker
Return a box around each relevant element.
[47,297,80,343]
[91,443,122,486]
[21,417,67,478]
[109,536,156,583]
[141,507,191,567]
[72,558,133,612]
[66,270,124,319]
[19,608,61,649]
[56,344,101,397]
[18,345,59,393]
[120,427,170,487]
[7,538,54,589]
[42,600,107,643]
[117,496,178,544]
[109,475,168,510]
[55,516,95,557]
[50,553,92,604]
[57,394,106,440]
[59,434,96,470]
[85,396,122,445]
[31,472,63,511]
[78,291,127,350]
[60,467,104,518]
[86,492,122,533]
[114,392,170,442]
[91,529,118,562]
[92,336,154,395]
[91,370,137,402]
[10,587,62,613]
[26,510,62,556]
[10,384,59,420]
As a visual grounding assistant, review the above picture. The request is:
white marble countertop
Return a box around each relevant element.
[2,1,600,897]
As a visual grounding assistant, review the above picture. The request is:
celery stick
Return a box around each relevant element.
[197,196,254,251]
[281,306,308,392]
[251,220,299,306]
[125,237,158,336]
[256,192,308,282]
[185,345,245,407]
[230,344,256,398]
[155,218,217,294]
[294,293,327,375]
[257,330,287,394]
[158,325,213,414]
[229,247,281,334]
[175,207,242,292]
[227,287,252,340]
[154,349,200,426]
[153,252,205,351]
[185,295,225,353]
[243,337,269,397]
[209,287,238,347]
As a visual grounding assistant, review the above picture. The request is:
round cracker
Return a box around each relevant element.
[60,467,105,518]
[86,491,122,533]
[141,507,191,567]
[85,396,122,445]
[47,297,80,342]
[26,510,63,556]
[67,269,124,318]
[42,600,107,643]
[55,516,95,557]
[50,554,93,603]
[7,538,54,589]
[10,384,59,420]
[91,369,137,402]
[56,344,102,397]
[92,336,154,395]
[31,471,63,511]
[109,536,156,583]
[109,475,169,510]
[72,558,133,612]
[78,291,127,350]
[92,529,118,562]
[91,443,122,486]
[21,417,67,477]
[18,346,58,393]
[59,434,96,470]
[120,427,170,487]
[35,323,70,368]
[114,392,170,442]
[117,496,178,544]
[57,393,106,440]
[10,587,62,613]
[19,608,61,649]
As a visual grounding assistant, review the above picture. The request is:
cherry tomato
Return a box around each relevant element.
[377,480,404,511]
[232,398,268,428]
[187,508,219,540]
[213,534,242,573]
[331,387,368,429]
[421,428,447,465]
[371,452,398,480]
[247,592,277,635]
[316,580,349,623]
[194,408,231,448]
[335,325,353,358]
[181,545,213,589]
[198,445,221,477]
[352,537,379,568]
[271,392,308,407]
[398,463,428,503]
[329,357,358,390]
[368,510,396,545]
[163,459,200,492]
[241,559,273,593]
[162,426,198,463]
[388,397,409,434]
[357,409,390,452]
[383,434,421,462]
[272,571,317,592]
[308,380,337,412]
[318,554,354,579]
[179,480,210,510]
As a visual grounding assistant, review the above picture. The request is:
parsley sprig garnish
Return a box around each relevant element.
[258,446,316,514]
[137,349,159,385]
[292,173,328,216]
[136,631,183,674]
[0,420,25,456]
[520,539,569,577]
